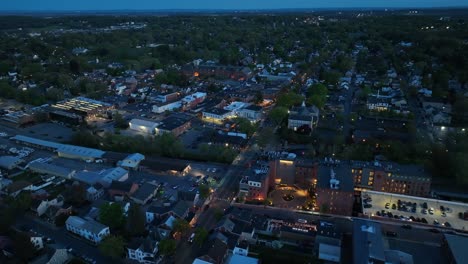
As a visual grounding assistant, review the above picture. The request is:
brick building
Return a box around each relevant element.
[351,161,431,197]
[295,159,318,188]
[316,165,355,216]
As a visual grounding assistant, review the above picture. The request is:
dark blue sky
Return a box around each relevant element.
[2,0,467,11]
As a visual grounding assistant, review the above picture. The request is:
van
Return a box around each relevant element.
[298,219,307,224]
[188,233,195,243]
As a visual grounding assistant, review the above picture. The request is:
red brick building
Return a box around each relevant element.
[351,162,431,197]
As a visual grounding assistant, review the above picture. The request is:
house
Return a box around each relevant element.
[86,184,105,201]
[118,153,145,170]
[129,119,159,134]
[146,204,172,223]
[108,181,139,199]
[232,240,249,256]
[195,232,229,264]
[127,237,159,264]
[65,216,110,244]
[287,101,320,132]
[45,248,73,264]
[131,182,159,205]
[152,100,182,114]
[367,96,390,111]
[238,105,263,122]
[239,169,271,201]
[29,233,44,250]
[30,195,64,217]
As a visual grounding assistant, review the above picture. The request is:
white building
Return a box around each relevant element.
[127,238,159,264]
[152,101,181,114]
[65,216,110,244]
[238,105,263,122]
[129,119,159,134]
[202,108,234,124]
[30,234,44,250]
[118,153,145,170]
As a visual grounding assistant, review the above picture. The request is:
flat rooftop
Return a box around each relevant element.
[362,190,468,231]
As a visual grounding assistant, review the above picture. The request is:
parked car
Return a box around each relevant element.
[386,231,398,237]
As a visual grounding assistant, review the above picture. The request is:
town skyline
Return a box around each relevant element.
[2,0,468,11]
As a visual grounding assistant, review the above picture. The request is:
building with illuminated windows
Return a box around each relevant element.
[351,161,431,197]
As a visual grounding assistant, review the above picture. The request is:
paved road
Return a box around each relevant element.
[174,126,261,264]
[342,71,357,140]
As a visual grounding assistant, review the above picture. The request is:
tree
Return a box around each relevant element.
[198,184,210,199]
[126,203,146,237]
[233,117,257,137]
[99,203,125,230]
[269,107,288,126]
[55,213,69,227]
[13,231,36,262]
[99,236,125,259]
[276,92,304,108]
[113,112,129,129]
[254,91,264,104]
[173,219,191,236]
[307,83,328,109]
[257,127,276,148]
[11,192,32,212]
[159,239,177,256]
[194,227,208,247]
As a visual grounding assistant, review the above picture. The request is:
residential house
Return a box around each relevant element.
[30,195,64,217]
[86,184,104,201]
[131,182,159,205]
[193,232,229,264]
[65,216,110,244]
[108,181,139,200]
[127,237,159,264]
[29,233,44,250]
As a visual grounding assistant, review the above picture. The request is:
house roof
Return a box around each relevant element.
[177,190,197,202]
[444,234,468,264]
[0,156,22,169]
[132,182,158,202]
[6,180,31,193]
[227,254,259,264]
[120,153,145,168]
[66,216,108,235]
[352,219,385,264]
[28,162,75,178]
[171,200,192,218]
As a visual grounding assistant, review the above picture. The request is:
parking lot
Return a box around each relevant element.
[362,190,468,231]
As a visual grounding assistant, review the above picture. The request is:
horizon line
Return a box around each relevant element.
[1,6,468,12]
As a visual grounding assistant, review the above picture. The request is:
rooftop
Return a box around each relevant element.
[352,219,385,264]
[66,216,108,235]
[444,234,468,264]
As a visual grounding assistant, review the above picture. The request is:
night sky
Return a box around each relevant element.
[1,0,467,11]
